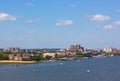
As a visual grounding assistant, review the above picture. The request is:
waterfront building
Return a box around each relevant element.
[103,47,119,53]
[103,48,112,53]
[42,53,56,58]
[111,48,118,52]
[9,54,31,61]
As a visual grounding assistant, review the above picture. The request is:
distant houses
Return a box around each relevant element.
[3,47,20,53]
[9,54,31,61]
[1,44,120,61]
[103,47,118,53]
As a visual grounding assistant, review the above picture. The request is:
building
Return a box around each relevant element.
[9,54,22,61]
[9,54,31,61]
[3,47,20,52]
[42,53,56,58]
[70,44,84,52]
[70,44,81,52]
[103,47,119,53]
[103,48,112,53]
[111,48,118,52]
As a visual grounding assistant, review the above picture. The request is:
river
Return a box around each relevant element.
[0,56,120,81]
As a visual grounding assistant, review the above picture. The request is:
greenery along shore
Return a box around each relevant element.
[0,51,93,61]
[1,49,120,63]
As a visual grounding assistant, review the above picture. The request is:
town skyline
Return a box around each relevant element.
[0,43,120,49]
[0,43,120,62]
[0,0,120,49]
[0,44,120,52]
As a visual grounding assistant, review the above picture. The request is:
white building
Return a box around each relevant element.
[103,48,112,52]
[42,53,56,58]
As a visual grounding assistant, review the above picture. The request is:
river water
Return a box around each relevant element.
[0,56,120,81]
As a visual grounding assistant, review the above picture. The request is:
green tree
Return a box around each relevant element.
[39,55,45,60]
[45,55,52,60]
[0,53,9,60]
[31,55,45,61]
[76,52,92,57]
[84,53,91,57]
[76,52,84,57]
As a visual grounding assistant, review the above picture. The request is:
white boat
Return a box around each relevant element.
[111,54,114,57]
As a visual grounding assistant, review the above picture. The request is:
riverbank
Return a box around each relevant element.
[0,56,120,81]
[0,60,37,64]
[0,55,109,64]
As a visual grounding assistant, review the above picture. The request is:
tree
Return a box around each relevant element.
[76,52,92,57]
[31,55,45,61]
[45,55,52,60]
[76,52,84,57]
[39,55,45,60]
[0,53,9,60]
[84,53,92,57]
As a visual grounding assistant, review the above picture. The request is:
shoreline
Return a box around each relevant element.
[0,56,111,64]
[0,60,37,64]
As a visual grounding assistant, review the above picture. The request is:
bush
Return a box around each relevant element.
[45,55,52,60]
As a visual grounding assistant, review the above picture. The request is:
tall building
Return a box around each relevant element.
[70,44,84,52]
[70,44,81,52]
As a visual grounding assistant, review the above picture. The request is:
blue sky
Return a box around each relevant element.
[0,0,120,49]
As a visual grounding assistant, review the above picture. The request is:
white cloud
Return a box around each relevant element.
[103,25,114,30]
[27,19,38,24]
[103,21,120,30]
[114,21,120,26]
[56,20,73,26]
[91,14,110,21]
[0,13,16,21]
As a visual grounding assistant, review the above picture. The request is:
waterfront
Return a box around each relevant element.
[0,56,120,81]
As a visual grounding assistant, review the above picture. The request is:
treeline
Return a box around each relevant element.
[30,55,52,61]
[0,52,11,60]
[75,52,92,57]
[0,52,54,61]
[1,51,120,61]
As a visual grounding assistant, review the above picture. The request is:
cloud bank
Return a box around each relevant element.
[0,13,16,21]
[56,20,73,26]
[91,14,110,21]
[104,21,120,30]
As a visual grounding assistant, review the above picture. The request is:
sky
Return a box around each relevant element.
[0,0,120,49]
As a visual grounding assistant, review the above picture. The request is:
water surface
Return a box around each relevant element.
[0,56,120,81]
